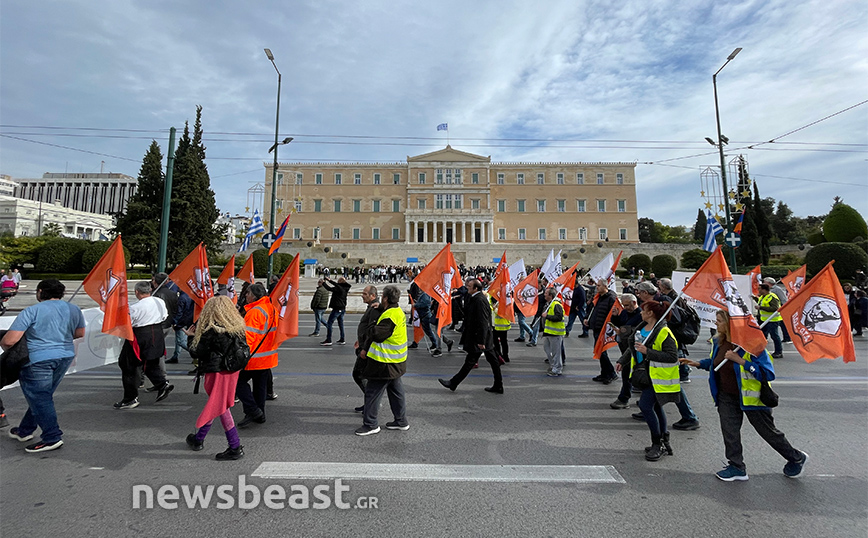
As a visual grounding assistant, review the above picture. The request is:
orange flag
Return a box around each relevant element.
[779,262,856,363]
[409,295,424,344]
[488,252,515,322]
[168,243,214,321]
[780,264,807,297]
[746,265,762,296]
[592,299,622,359]
[237,255,255,285]
[682,247,767,356]
[217,255,237,304]
[549,260,581,309]
[270,253,300,344]
[413,244,464,336]
[514,269,540,318]
[608,250,623,290]
[82,236,134,341]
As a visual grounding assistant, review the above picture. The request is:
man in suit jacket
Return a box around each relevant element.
[438,278,503,394]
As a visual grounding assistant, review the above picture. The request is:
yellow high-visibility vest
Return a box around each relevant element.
[367,307,408,364]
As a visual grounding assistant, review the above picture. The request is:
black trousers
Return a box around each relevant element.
[119,352,166,402]
[236,369,270,418]
[493,330,509,360]
[717,391,801,471]
[352,355,367,394]
[449,349,503,389]
[593,329,615,377]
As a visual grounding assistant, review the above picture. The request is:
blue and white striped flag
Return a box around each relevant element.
[437,123,448,131]
[238,209,265,252]
[703,210,725,252]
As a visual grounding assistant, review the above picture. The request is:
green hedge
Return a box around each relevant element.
[823,203,867,243]
[805,242,868,280]
[81,241,131,272]
[250,249,296,278]
[36,238,90,273]
[680,249,712,270]
[624,254,651,273]
[26,272,152,280]
[758,265,802,280]
[651,254,677,277]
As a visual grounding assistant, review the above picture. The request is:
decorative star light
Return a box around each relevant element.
[705,202,713,209]
[718,203,725,211]
[700,190,706,197]
[735,203,744,211]
[742,190,751,198]
[728,191,736,199]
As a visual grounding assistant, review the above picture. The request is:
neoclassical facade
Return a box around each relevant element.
[264,146,638,246]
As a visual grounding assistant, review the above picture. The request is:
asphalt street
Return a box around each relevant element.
[2,312,867,537]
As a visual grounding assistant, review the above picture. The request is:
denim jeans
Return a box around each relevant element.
[171,328,188,360]
[312,308,326,335]
[516,311,532,339]
[326,309,346,342]
[416,308,439,347]
[17,356,75,443]
[762,320,783,355]
[530,316,541,344]
[638,387,667,439]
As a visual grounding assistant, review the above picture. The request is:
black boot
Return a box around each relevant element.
[215,445,244,461]
[645,437,664,461]
[662,431,673,456]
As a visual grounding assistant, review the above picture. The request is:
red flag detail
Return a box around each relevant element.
[413,244,464,336]
[489,252,515,322]
[237,255,255,285]
[514,269,540,318]
[168,243,214,321]
[269,214,291,256]
[82,236,134,341]
[409,295,424,344]
[270,253,300,344]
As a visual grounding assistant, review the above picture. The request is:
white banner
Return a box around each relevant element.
[672,271,754,329]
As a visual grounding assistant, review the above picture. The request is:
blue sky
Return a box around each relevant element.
[1,0,865,227]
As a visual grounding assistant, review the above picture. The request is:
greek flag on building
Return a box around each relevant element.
[437,123,448,131]
[238,209,265,252]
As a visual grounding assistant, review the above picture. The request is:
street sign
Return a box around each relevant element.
[261,233,277,249]
[725,232,742,248]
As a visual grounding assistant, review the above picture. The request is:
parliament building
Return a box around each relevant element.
[264,146,638,248]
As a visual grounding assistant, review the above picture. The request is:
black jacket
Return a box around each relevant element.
[356,303,382,356]
[324,279,352,311]
[153,285,178,330]
[588,290,617,332]
[459,292,494,352]
[617,321,680,405]
[361,309,407,380]
[188,329,247,373]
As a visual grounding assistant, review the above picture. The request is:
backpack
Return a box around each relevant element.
[668,301,700,346]
[220,335,251,373]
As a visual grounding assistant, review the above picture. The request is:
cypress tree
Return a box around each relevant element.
[111,140,164,270]
[693,209,707,242]
[753,182,772,264]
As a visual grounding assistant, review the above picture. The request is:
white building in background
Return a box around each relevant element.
[0,195,112,239]
[217,212,251,245]
[14,172,137,214]
[0,175,17,196]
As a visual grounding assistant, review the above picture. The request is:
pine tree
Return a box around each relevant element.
[693,209,707,242]
[111,140,164,270]
[753,182,772,264]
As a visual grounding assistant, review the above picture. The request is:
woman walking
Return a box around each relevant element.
[185,296,250,461]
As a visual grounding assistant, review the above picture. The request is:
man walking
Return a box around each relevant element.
[356,285,409,435]
[438,278,504,394]
[237,283,278,427]
[540,287,566,376]
[167,290,194,366]
[586,278,618,384]
[352,285,380,413]
[309,279,330,337]
[321,277,351,346]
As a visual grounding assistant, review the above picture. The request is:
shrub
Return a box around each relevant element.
[805,242,868,281]
[250,249,295,278]
[823,203,868,243]
[625,254,652,273]
[36,238,90,273]
[806,230,826,246]
[81,241,131,272]
[680,249,712,270]
[651,254,678,277]
[759,265,802,280]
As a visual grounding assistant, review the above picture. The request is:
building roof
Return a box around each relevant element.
[407,146,491,163]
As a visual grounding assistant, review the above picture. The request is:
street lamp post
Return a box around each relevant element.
[712,47,741,272]
[264,48,283,284]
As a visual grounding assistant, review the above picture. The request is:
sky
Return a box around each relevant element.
[1,0,866,228]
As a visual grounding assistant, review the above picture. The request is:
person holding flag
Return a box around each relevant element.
[586,278,619,384]
[236,283,278,428]
[752,283,784,359]
[609,294,643,409]
[540,287,566,377]
[352,285,380,414]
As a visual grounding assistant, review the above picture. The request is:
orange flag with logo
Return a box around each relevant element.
[237,255,255,285]
[549,260,582,309]
[780,262,855,363]
[514,269,540,318]
[682,247,767,356]
[780,264,807,297]
[413,244,463,336]
[82,236,134,341]
[746,265,762,296]
[592,299,622,359]
[217,255,237,304]
[270,253,300,344]
[168,243,214,321]
[488,252,515,322]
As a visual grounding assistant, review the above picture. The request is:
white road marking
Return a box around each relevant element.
[251,462,626,483]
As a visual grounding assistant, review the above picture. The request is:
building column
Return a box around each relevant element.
[405,220,411,243]
[422,221,428,243]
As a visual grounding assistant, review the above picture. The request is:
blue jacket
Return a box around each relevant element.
[172,291,195,328]
[697,341,776,410]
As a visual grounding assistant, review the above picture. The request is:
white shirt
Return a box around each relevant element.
[129,295,168,328]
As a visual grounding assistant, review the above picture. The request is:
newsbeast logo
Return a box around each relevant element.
[791,295,842,344]
[99,269,120,303]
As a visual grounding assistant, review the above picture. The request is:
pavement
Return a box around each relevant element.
[2,313,867,537]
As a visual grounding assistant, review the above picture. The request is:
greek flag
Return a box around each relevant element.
[703,210,725,252]
[437,123,448,131]
[238,209,265,252]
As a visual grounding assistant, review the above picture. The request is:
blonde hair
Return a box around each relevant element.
[192,296,247,348]
[715,309,731,344]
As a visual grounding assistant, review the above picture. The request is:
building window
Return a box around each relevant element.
[335,173,342,185]
[315,173,323,185]
[454,169,462,184]
[557,199,565,212]
[596,173,604,185]
[538,228,547,240]
[619,228,627,240]
[417,198,426,209]
[436,194,443,209]
[293,228,301,240]
[393,173,400,185]
[497,173,504,185]
[557,173,564,185]
[314,199,322,212]
[436,169,444,184]
[352,228,361,240]
[372,228,380,240]
[518,228,526,240]
[373,173,381,185]
[276,173,284,186]
[472,172,479,184]
[392,228,400,240]
[296,173,303,185]
[353,199,361,212]
[517,200,526,212]
[537,199,546,212]
[597,199,606,212]
[294,200,302,212]
[577,199,586,212]
[579,227,588,240]
[276,200,283,209]
[599,228,608,240]
[517,173,525,185]
[333,200,342,212]
[419,172,426,184]
[454,195,462,209]
[354,173,362,185]
[373,200,381,212]
[617,199,626,212]
[333,228,341,240]
[497,199,506,212]
[444,194,452,209]
[537,173,545,185]
[558,228,567,240]
[392,199,400,212]
[576,173,584,185]
[471,198,480,209]
[498,228,506,240]
[616,173,624,185]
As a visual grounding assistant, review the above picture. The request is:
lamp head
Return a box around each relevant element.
[264,48,274,61]
[705,137,717,147]
[727,48,742,60]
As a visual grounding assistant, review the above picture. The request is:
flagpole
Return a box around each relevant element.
[66,282,85,303]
